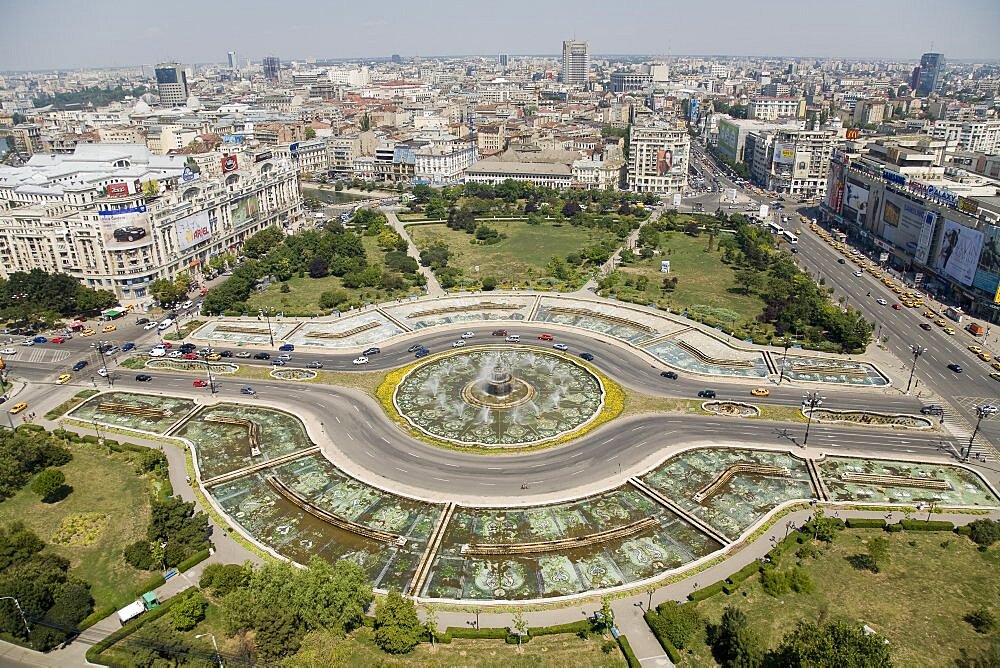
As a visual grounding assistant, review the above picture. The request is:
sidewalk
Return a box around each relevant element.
[385,209,445,297]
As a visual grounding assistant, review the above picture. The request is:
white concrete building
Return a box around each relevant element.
[627,124,690,194]
[0,144,301,305]
[747,97,806,121]
[413,138,477,184]
[931,119,1000,155]
[746,127,835,199]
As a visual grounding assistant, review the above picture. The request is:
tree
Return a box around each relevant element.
[966,519,1000,549]
[649,601,702,650]
[772,620,892,667]
[360,113,371,131]
[308,256,329,278]
[374,590,424,654]
[709,605,765,668]
[965,607,995,634]
[801,508,842,543]
[319,289,350,310]
[256,608,304,662]
[866,536,890,573]
[149,279,182,306]
[512,610,528,648]
[170,590,207,631]
[242,226,285,259]
[480,276,498,291]
[30,468,66,503]
[594,597,615,634]
[304,127,317,139]
[142,179,160,198]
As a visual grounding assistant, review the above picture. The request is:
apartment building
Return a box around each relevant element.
[627,123,690,194]
[561,40,590,86]
[746,127,835,199]
[747,96,806,121]
[930,119,1000,155]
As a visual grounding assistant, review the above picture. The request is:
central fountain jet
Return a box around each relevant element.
[484,361,514,397]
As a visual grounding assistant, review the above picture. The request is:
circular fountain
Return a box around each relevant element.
[392,348,605,447]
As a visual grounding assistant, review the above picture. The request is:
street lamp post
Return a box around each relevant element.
[777,338,791,385]
[196,633,223,668]
[905,345,926,394]
[0,596,30,637]
[964,405,994,461]
[802,392,825,447]
[92,342,112,387]
[258,308,274,347]
[204,360,217,395]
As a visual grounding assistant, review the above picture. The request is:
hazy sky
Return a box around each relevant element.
[3,0,998,71]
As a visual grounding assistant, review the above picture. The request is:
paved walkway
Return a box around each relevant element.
[385,209,445,297]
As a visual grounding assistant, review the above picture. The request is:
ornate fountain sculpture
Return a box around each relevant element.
[484,361,514,398]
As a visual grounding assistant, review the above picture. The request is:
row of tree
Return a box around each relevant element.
[0,269,117,328]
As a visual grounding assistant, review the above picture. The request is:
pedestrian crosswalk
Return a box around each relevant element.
[23,349,71,364]
[936,397,996,462]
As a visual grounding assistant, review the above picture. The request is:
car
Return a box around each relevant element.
[876,298,888,305]
[55,374,71,385]
[179,343,197,352]
[993,361,1000,372]
[18,339,34,346]
[579,352,595,361]
[0,348,14,356]
[113,226,146,243]
[415,349,430,359]
[160,342,173,349]
[923,310,936,318]
[980,352,993,362]
[461,331,475,339]
[362,347,381,356]
[352,356,369,365]
[697,389,718,399]
[240,386,256,395]
[278,344,295,352]
[157,319,173,331]
[920,404,944,415]
[136,317,150,325]
[991,372,1000,382]
[32,336,48,344]
[8,402,28,415]
[135,374,152,382]
[97,367,109,377]
[50,336,65,344]
[979,404,998,415]
[660,370,679,380]
[122,342,136,352]
[920,323,932,331]
[235,351,252,358]
[193,379,209,388]
[148,348,166,358]
[935,318,947,327]
[968,345,983,354]
[72,360,88,372]
[168,350,183,358]
[947,363,963,373]
[751,387,770,397]
[102,324,117,333]
[207,353,222,361]
[537,333,554,341]
[944,327,956,335]
[452,340,466,348]
[306,361,323,369]
[837,258,846,264]
[892,303,902,310]
[552,343,569,351]
[253,352,271,360]
[407,344,423,353]
[181,300,193,310]
[182,352,198,360]
[271,359,286,366]
[505,335,520,342]
[853,271,863,277]
[491,329,508,337]
[143,322,158,330]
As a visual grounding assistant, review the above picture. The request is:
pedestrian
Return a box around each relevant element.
[186,475,191,484]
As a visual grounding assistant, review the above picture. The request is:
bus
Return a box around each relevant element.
[781,230,799,245]
[766,222,785,235]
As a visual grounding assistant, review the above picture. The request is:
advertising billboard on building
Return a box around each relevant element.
[174,210,212,252]
[773,143,795,165]
[914,210,936,265]
[656,149,673,176]
[883,199,901,227]
[972,224,1000,296]
[934,218,985,286]
[826,158,846,213]
[845,129,860,140]
[107,182,131,197]
[844,181,870,215]
[672,193,682,208]
[98,206,152,249]
[230,195,259,226]
[221,154,239,173]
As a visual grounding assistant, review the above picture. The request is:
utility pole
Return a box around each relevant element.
[905,345,926,394]
[258,308,275,347]
[802,392,825,447]
[964,405,993,461]
[92,342,112,387]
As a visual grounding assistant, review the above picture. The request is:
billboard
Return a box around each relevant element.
[846,128,860,140]
[656,149,673,176]
[914,209,937,265]
[826,157,846,212]
[934,218,984,286]
[672,193,681,208]
[107,182,131,197]
[882,199,900,227]
[174,210,212,252]
[844,181,870,214]
[773,143,795,165]
[972,225,1000,296]
[98,206,152,249]
[221,154,239,173]
[230,195,260,226]
[792,153,812,179]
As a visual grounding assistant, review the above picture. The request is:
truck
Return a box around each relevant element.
[966,322,985,336]
[945,306,964,323]
[116,591,159,625]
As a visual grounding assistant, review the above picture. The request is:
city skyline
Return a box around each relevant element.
[2,0,999,71]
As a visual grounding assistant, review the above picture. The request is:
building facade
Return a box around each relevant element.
[0,144,301,305]
[561,40,590,86]
[262,56,281,82]
[747,97,806,121]
[916,52,946,96]
[931,119,1000,155]
[610,71,652,93]
[154,63,189,106]
[746,127,834,199]
[627,124,690,194]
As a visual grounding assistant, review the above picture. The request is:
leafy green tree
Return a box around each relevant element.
[0,522,45,571]
[360,113,370,131]
[374,590,424,654]
[801,508,842,543]
[650,601,702,650]
[866,536,890,573]
[149,279,183,306]
[966,519,1000,549]
[170,590,207,631]
[512,609,528,646]
[142,179,160,198]
[30,468,66,503]
[772,619,892,667]
[708,605,765,668]
[308,256,329,278]
[304,127,317,139]
[242,226,285,259]
[199,563,251,596]
[481,276,498,291]
[594,597,615,634]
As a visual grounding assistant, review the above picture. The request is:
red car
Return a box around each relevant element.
[537,333,554,341]
[161,342,173,349]
[192,379,209,388]
[50,337,65,344]
[892,303,902,310]
[183,352,198,360]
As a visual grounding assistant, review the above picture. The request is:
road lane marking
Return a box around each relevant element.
[335,416,341,424]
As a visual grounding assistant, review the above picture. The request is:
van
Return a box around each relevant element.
[157,318,173,331]
[505,335,520,342]
[697,389,718,399]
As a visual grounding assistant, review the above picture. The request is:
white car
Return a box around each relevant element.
[461,331,475,339]
[876,298,888,305]
[0,348,15,355]
[553,343,569,351]
[168,350,183,358]
[143,321,159,331]
[157,319,173,331]
[234,351,252,358]
[352,356,369,365]
[277,353,291,361]
[148,348,166,357]
[97,367,109,377]
[452,340,466,348]
[19,339,35,346]
[853,271,863,277]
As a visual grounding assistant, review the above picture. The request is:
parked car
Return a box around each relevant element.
[660,371,678,380]
[135,374,152,382]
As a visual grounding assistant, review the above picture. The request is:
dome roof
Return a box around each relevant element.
[132,99,152,114]
[186,95,202,110]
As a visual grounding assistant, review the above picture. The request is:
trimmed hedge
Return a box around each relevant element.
[643,611,682,663]
[78,605,116,631]
[725,561,762,586]
[445,626,512,641]
[898,519,954,532]
[529,620,591,636]
[618,634,641,668]
[86,586,196,665]
[687,580,726,601]
[176,548,211,573]
[846,518,887,529]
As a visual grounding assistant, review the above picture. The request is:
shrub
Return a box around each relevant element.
[176,548,210,573]
[170,590,207,631]
[725,561,762,586]
[964,519,1000,549]
[529,620,591,636]
[845,518,887,529]
[651,601,702,650]
[788,567,814,593]
[30,468,67,502]
[617,634,641,668]
[123,540,157,570]
[687,580,726,601]
[965,607,995,634]
[199,562,250,595]
[760,567,791,597]
[898,519,954,532]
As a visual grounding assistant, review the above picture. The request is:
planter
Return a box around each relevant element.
[702,401,760,418]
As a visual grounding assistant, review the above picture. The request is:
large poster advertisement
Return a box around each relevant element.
[934,218,985,286]
[174,210,212,252]
[883,200,900,227]
[656,149,673,176]
[230,195,260,226]
[844,181,870,216]
[972,225,1000,296]
[98,206,152,248]
[826,159,845,212]
[773,143,795,165]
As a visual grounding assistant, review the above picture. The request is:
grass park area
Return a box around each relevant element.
[245,237,422,316]
[602,218,773,339]
[409,220,619,290]
[679,527,1000,667]
[0,440,155,609]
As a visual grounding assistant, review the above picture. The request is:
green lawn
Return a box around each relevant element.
[604,222,772,339]
[0,441,156,609]
[679,528,1000,667]
[409,220,619,290]
[246,237,422,316]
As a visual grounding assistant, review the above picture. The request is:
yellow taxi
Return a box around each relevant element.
[968,345,983,354]
[206,353,221,361]
[991,372,1000,382]
[55,373,71,385]
[935,319,948,327]
[992,361,1000,372]
[102,324,117,333]
[944,327,956,335]
[8,402,28,414]
[980,352,993,362]
[81,328,95,337]
[923,310,936,318]
[751,387,770,397]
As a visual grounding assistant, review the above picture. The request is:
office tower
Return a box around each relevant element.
[561,40,590,85]
[915,52,946,96]
[498,52,509,67]
[154,62,188,106]
[227,50,239,70]
[263,56,281,82]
